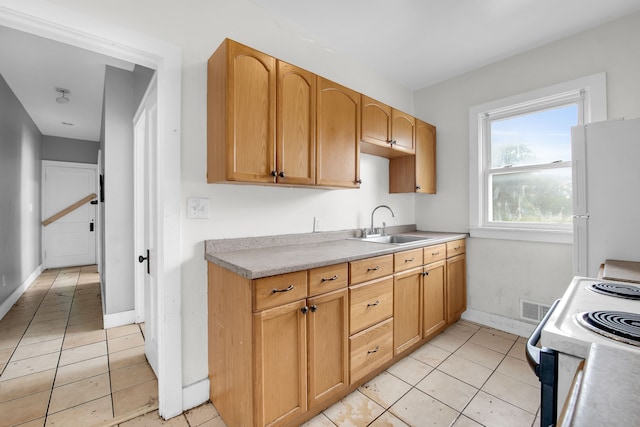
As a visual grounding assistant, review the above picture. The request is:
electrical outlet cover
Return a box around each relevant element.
[187,197,210,219]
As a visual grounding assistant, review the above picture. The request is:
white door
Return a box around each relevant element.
[134,78,159,375]
[42,161,97,268]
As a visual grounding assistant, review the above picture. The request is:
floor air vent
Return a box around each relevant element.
[521,299,551,323]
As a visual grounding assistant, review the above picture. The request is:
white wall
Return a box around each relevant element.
[0,73,42,309]
[102,65,135,314]
[45,0,416,390]
[413,13,640,324]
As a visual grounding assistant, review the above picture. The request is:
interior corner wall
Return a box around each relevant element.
[102,65,135,315]
[412,12,640,324]
[0,73,43,308]
[42,135,99,164]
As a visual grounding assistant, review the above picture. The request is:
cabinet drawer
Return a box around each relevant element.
[349,276,393,335]
[308,263,348,297]
[446,239,466,257]
[394,248,423,272]
[424,244,446,264]
[253,271,307,312]
[349,255,393,285]
[349,318,393,384]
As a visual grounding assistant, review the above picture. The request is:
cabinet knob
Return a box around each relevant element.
[422,271,429,276]
[270,170,277,177]
[355,179,362,184]
[301,306,308,314]
[310,305,317,312]
[416,186,421,190]
[278,171,285,178]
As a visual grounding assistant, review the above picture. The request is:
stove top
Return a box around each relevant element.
[541,277,640,358]
[577,310,640,347]
[589,282,640,300]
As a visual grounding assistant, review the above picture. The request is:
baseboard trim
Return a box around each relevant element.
[0,264,44,321]
[103,310,136,329]
[462,308,536,338]
[182,377,210,412]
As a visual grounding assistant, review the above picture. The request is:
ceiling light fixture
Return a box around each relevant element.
[55,87,70,104]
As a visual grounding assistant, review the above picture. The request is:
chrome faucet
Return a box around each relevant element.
[370,205,395,236]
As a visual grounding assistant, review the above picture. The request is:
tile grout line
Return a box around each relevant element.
[44,268,80,425]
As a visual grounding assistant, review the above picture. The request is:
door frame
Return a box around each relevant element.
[41,160,98,269]
[0,1,184,418]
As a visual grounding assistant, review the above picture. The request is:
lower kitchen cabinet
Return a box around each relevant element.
[307,289,349,409]
[254,300,308,427]
[393,267,423,355]
[208,237,466,427]
[423,259,446,339]
[446,251,466,324]
[349,317,394,384]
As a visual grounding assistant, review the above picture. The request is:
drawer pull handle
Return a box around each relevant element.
[368,345,380,354]
[454,246,461,250]
[432,251,439,256]
[405,257,415,263]
[271,285,294,294]
[321,275,338,282]
[367,300,380,308]
[367,266,380,272]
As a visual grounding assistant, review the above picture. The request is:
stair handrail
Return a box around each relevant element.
[42,193,97,226]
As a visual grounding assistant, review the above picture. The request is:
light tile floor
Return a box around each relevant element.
[1,267,541,427]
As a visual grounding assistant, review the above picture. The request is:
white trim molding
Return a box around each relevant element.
[182,378,210,412]
[462,308,536,338]
[103,310,137,329]
[0,1,184,419]
[469,72,607,243]
[0,264,44,321]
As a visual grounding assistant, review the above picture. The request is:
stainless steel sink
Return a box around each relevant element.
[358,235,433,245]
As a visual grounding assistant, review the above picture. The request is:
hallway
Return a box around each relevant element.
[0,266,158,426]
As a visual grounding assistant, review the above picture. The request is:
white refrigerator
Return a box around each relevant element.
[572,117,640,277]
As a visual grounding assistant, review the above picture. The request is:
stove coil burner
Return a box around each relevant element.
[589,282,640,300]
[577,311,640,347]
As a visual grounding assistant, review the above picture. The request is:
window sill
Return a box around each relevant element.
[469,227,572,244]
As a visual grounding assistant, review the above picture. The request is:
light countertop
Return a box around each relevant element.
[204,226,467,279]
[560,343,640,427]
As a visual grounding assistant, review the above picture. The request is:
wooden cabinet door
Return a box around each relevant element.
[208,39,276,184]
[393,267,423,355]
[307,289,349,409]
[277,61,316,185]
[423,260,446,339]
[316,77,360,188]
[254,300,307,427]
[416,119,436,194]
[391,110,415,154]
[361,95,391,148]
[446,253,466,324]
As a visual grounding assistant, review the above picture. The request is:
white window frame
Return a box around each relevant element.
[469,73,607,243]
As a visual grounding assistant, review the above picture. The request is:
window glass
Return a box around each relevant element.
[490,104,578,168]
[489,168,572,224]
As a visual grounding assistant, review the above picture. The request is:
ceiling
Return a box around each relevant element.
[0,25,134,142]
[249,0,640,90]
[1,1,640,142]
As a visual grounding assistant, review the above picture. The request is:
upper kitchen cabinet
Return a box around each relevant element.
[277,61,316,185]
[316,77,361,188]
[389,119,436,194]
[207,39,276,184]
[360,95,415,158]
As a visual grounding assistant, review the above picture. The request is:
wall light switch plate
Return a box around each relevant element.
[187,197,210,219]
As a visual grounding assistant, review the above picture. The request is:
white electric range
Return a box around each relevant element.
[530,276,640,426]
